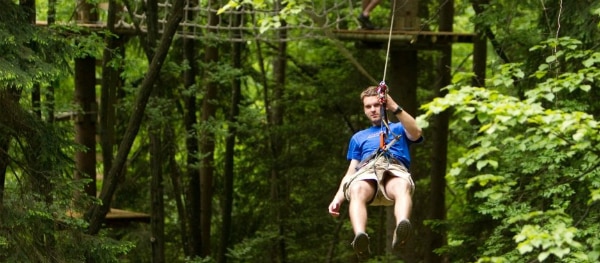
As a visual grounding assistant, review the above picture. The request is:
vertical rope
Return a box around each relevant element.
[381,0,398,82]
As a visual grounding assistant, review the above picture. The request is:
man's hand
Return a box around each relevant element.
[328,199,342,217]
[385,94,399,111]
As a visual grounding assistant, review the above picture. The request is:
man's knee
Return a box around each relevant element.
[347,180,376,201]
[385,177,412,197]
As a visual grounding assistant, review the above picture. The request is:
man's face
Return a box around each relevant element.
[363,96,382,125]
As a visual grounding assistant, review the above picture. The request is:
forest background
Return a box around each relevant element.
[1,0,599,262]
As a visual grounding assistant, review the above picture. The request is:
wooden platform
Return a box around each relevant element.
[105,208,151,224]
[67,208,150,227]
[37,21,474,47]
[331,29,475,50]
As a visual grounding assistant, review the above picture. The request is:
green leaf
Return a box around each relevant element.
[580,84,591,92]
[546,55,557,63]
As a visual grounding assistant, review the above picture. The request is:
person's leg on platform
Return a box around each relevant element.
[358,0,380,29]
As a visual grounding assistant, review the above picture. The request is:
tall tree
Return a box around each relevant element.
[183,27,201,262]
[46,0,58,123]
[144,0,167,259]
[182,1,199,257]
[199,3,220,257]
[20,0,41,119]
[74,0,98,198]
[100,0,124,179]
[150,125,166,263]
[388,0,421,260]
[218,8,244,263]
[426,0,453,262]
[471,0,488,87]
[269,1,288,261]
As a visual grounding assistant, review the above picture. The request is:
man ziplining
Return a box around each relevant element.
[328,83,423,260]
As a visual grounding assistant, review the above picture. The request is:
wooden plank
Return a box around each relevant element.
[331,29,475,50]
[67,208,150,227]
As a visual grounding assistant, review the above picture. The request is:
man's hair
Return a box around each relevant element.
[360,86,379,101]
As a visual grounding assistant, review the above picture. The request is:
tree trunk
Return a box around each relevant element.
[199,6,220,257]
[150,128,165,263]
[100,0,124,179]
[182,7,198,255]
[167,126,191,257]
[426,1,453,262]
[146,0,159,54]
[269,4,288,260]
[0,90,20,212]
[389,50,420,261]
[184,37,202,258]
[218,10,243,263]
[0,135,7,211]
[74,0,98,199]
[86,0,184,234]
[469,0,509,64]
[142,0,166,260]
[388,0,421,258]
[74,57,97,198]
[47,0,58,125]
[471,0,487,87]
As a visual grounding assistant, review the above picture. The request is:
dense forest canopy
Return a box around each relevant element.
[1,0,599,262]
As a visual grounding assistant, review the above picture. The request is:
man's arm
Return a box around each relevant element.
[328,159,360,217]
[385,95,422,141]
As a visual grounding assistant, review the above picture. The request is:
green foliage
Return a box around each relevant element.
[0,104,134,262]
[0,1,135,261]
[218,0,311,32]
[420,36,600,262]
[0,1,72,91]
[5,0,600,262]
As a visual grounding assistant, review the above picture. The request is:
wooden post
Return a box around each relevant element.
[74,0,98,198]
[392,0,420,31]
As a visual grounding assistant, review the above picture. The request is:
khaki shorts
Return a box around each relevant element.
[343,156,415,206]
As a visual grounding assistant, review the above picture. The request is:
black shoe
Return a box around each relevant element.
[351,232,370,260]
[392,219,411,251]
[358,14,377,30]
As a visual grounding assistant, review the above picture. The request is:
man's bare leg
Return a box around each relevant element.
[385,177,413,249]
[361,0,381,17]
[347,179,376,259]
[347,180,376,234]
[385,177,412,221]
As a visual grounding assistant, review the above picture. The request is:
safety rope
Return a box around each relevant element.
[381,0,398,82]
[377,0,402,151]
[377,0,399,146]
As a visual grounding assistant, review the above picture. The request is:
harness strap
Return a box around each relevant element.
[342,134,403,196]
[355,133,402,171]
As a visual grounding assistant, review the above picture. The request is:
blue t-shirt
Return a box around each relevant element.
[347,122,421,168]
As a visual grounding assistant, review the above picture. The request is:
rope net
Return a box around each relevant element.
[112,0,360,42]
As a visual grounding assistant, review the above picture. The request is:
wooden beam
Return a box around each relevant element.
[67,208,150,227]
[331,29,475,50]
